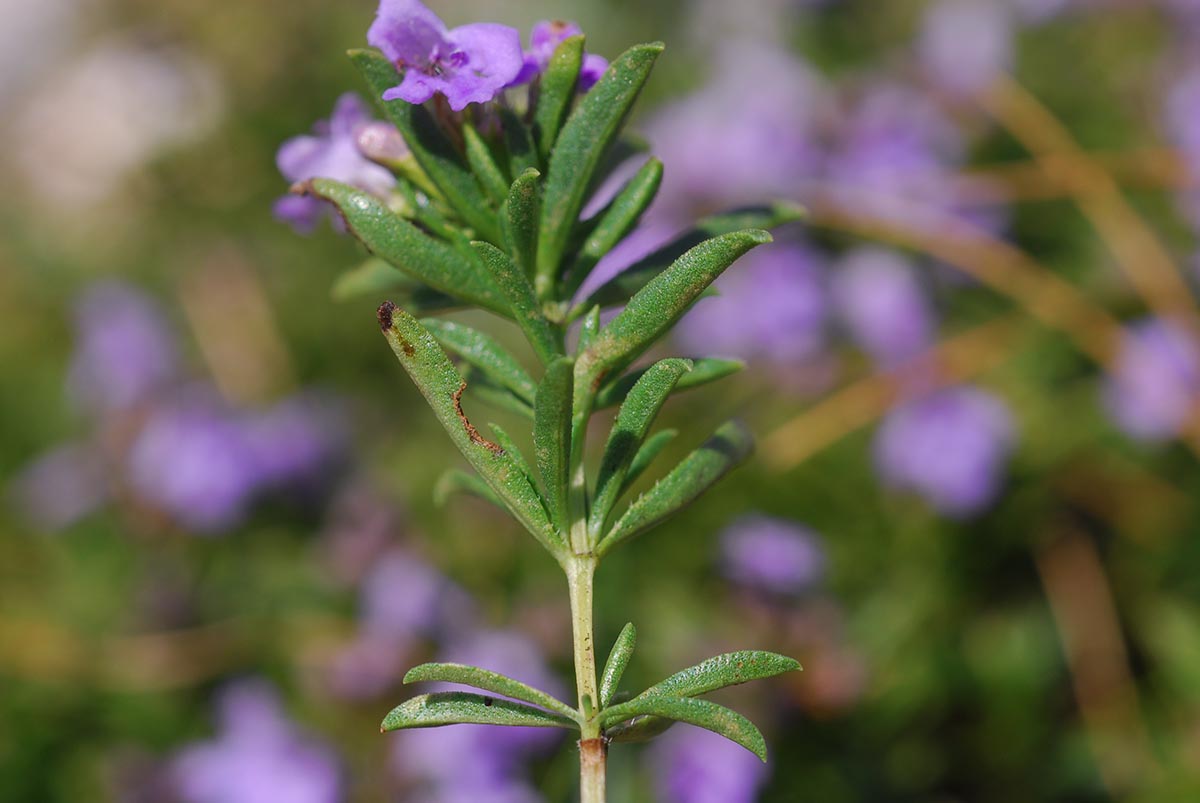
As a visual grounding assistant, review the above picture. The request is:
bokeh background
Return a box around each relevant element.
[5,0,1200,800]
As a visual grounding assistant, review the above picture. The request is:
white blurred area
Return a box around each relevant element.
[1,0,224,210]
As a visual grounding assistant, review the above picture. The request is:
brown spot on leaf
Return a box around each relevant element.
[483,696,494,707]
[401,341,415,356]
[377,300,397,332]
[452,382,505,455]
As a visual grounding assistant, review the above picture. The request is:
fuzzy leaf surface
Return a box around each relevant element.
[536,43,664,295]
[462,121,510,204]
[473,242,562,365]
[598,421,754,555]
[595,358,744,410]
[534,357,574,531]
[640,651,801,700]
[381,692,577,732]
[332,258,456,311]
[404,663,579,721]
[600,695,767,761]
[305,180,507,316]
[599,623,638,708]
[532,35,584,161]
[590,359,692,535]
[378,304,559,552]
[577,230,770,387]
[505,169,541,281]
[421,318,536,405]
[622,428,678,493]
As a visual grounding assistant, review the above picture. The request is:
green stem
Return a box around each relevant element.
[567,555,605,803]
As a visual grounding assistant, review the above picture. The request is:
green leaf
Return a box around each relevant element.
[378,303,560,553]
[505,169,541,281]
[350,49,501,243]
[534,357,574,531]
[577,306,601,354]
[472,242,562,365]
[303,179,508,316]
[500,107,539,179]
[590,359,692,536]
[462,370,534,420]
[404,662,580,721]
[599,623,637,708]
[564,158,663,296]
[640,651,801,700]
[622,428,677,494]
[332,258,457,311]
[434,469,504,509]
[600,695,768,762]
[606,715,675,743]
[462,121,511,204]
[598,421,754,556]
[532,35,584,161]
[489,423,536,481]
[382,692,577,732]
[581,204,802,310]
[577,230,771,386]
[420,318,537,405]
[536,43,664,298]
[596,358,744,409]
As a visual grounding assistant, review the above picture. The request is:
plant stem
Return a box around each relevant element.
[567,555,605,803]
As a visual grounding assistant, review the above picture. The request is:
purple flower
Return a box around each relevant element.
[511,20,608,90]
[874,386,1015,517]
[649,726,769,803]
[720,515,826,595]
[919,0,1014,97]
[366,0,523,111]
[1164,61,1200,180]
[67,281,178,414]
[359,550,474,642]
[172,680,341,803]
[675,243,828,366]
[832,248,937,365]
[274,93,396,233]
[1103,317,1200,442]
[9,442,109,531]
[126,392,262,533]
[241,394,347,492]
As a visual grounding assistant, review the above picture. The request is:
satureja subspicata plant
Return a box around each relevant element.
[278,1,802,799]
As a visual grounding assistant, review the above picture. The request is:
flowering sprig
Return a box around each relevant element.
[282,3,801,800]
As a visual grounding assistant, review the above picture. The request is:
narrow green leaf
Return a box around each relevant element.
[532,35,584,161]
[534,357,574,531]
[472,241,562,365]
[641,651,801,700]
[607,715,675,743]
[349,49,500,242]
[405,662,580,721]
[600,695,768,762]
[596,358,745,409]
[506,169,541,281]
[564,158,663,296]
[578,230,771,386]
[622,428,677,494]
[599,623,637,708]
[462,121,511,204]
[590,359,692,535]
[462,370,534,420]
[420,318,537,405]
[577,306,601,354]
[392,180,469,249]
[381,692,577,732]
[434,469,504,509]
[598,421,754,556]
[332,258,456,311]
[536,43,664,298]
[500,107,539,178]
[377,303,560,552]
[581,204,802,310]
[303,179,508,316]
[490,423,535,481]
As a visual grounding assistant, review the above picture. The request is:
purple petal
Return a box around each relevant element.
[720,515,826,595]
[832,248,936,365]
[919,0,1013,97]
[579,53,609,90]
[1103,318,1200,442]
[366,0,448,67]
[439,22,524,110]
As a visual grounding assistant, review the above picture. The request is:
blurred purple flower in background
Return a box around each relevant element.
[359,550,474,642]
[392,630,564,801]
[675,243,828,367]
[649,726,769,803]
[832,247,937,366]
[919,0,1013,97]
[1104,317,1200,442]
[366,0,523,111]
[875,386,1016,517]
[511,20,608,90]
[172,680,342,803]
[9,442,109,531]
[67,281,178,414]
[720,515,826,595]
[127,393,263,533]
[274,93,397,233]
[241,393,347,492]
